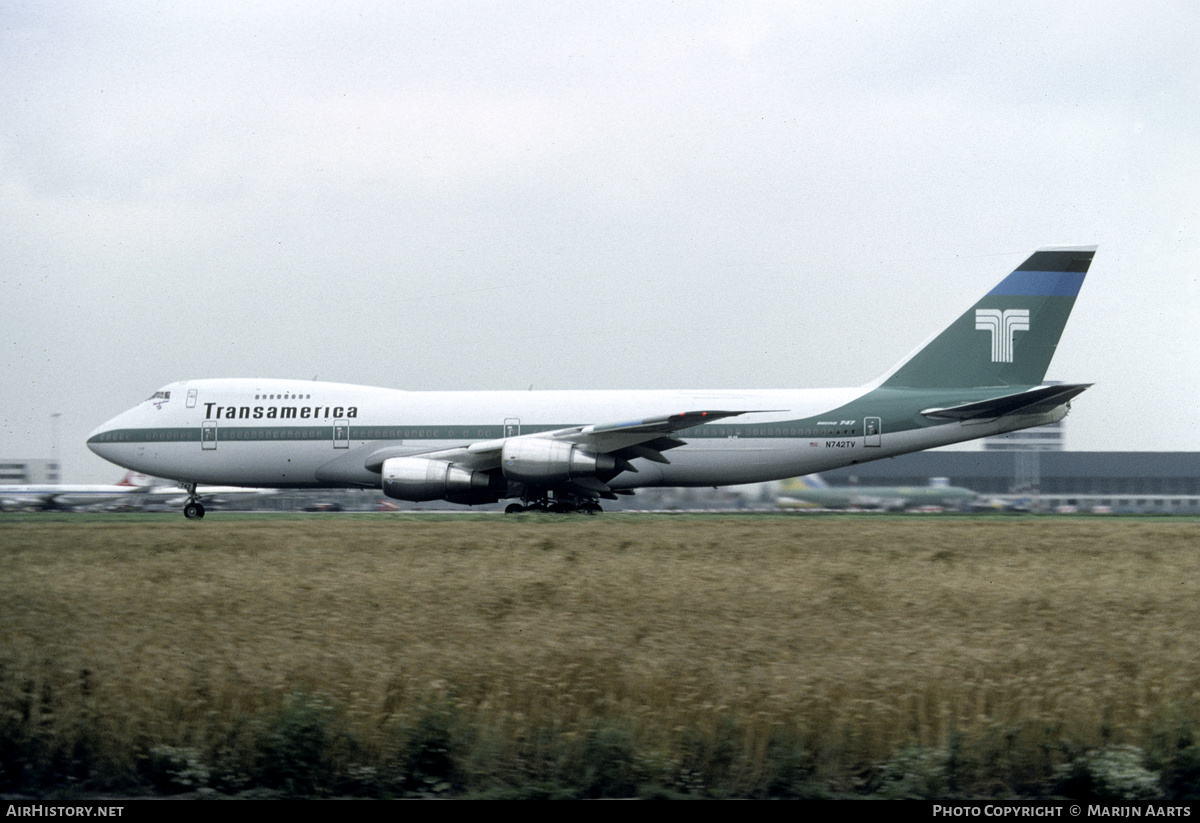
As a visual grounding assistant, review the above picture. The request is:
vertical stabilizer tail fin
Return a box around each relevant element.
[878,247,1094,390]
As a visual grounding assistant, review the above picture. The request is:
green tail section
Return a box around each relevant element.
[880,247,1094,390]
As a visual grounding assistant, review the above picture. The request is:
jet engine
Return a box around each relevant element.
[381,457,494,502]
[500,438,616,484]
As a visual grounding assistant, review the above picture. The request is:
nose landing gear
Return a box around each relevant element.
[182,483,205,519]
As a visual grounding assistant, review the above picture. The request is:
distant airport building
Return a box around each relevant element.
[0,459,59,484]
[818,451,1200,513]
[982,381,1065,452]
[983,419,1064,451]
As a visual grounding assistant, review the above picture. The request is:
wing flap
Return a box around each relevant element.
[566,477,618,499]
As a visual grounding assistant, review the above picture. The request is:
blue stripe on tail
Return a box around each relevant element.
[987,270,1086,297]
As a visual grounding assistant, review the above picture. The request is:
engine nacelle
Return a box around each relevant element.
[381,457,494,502]
[500,438,616,484]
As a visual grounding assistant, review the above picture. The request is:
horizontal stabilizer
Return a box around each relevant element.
[921,383,1092,420]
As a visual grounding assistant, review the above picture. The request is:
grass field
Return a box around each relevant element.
[3,513,1200,798]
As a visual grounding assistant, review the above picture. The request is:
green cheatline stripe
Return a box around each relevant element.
[88,420,878,445]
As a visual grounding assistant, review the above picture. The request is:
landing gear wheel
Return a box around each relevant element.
[181,482,205,520]
[510,490,605,515]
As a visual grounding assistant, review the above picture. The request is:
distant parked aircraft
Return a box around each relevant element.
[777,474,977,511]
[0,473,275,512]
[0,472,151,511]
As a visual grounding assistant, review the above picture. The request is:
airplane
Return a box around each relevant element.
[777,474,977,511]
[129,482,279,511]
[0,471,153,511]
[86,246,1095,519]
[0,472,277,512]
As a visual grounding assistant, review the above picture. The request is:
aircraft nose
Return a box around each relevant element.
[87,407,140,464]
[86,417,122,461]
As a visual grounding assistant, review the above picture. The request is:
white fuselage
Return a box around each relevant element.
[86,378,1061,494]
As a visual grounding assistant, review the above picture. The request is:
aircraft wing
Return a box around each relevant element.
[920,383,1091,421]
[365,409,772,500]
[552,409,762,464]
[368,409,763,473]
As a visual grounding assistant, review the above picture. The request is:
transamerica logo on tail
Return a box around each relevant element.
[975,309,1029,362]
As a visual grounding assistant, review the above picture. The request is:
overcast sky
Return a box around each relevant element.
[3,1,1197,482]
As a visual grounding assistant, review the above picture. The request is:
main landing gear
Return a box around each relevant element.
[504,492,603,515]
[182,482,205,519]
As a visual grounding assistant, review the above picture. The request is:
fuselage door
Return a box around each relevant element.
[333,419,350,449]
[504,418,520,438]
[864,417,881,448]
[201,421,218,450]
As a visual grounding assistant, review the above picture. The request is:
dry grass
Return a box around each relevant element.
[3,513,1199,797]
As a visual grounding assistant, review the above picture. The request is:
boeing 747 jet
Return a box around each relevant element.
[88,247,1095,518]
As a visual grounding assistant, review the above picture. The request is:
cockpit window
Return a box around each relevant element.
[146,391,171,402]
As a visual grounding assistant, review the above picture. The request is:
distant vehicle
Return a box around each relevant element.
[303,501,344,513]
[87,247,1095,519]
[777,474,977,511]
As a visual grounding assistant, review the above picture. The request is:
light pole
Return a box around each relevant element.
[51,412,62,483]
